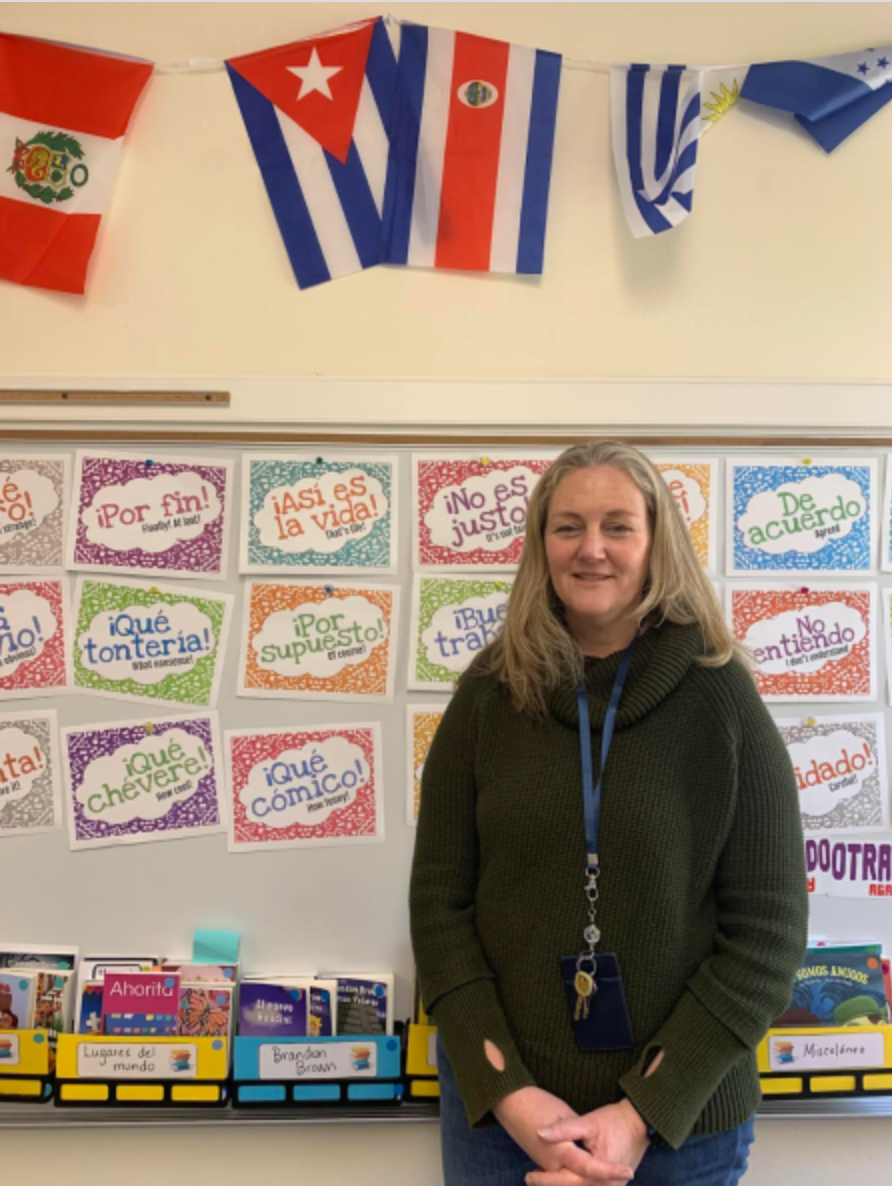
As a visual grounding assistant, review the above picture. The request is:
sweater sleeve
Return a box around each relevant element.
[409,674,536,1126]
[619,663,809,1149]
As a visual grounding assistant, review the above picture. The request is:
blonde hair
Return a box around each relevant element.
[467,440,747,718]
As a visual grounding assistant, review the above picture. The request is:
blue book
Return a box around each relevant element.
[238,982,307,1038]
[774,945,889,1027]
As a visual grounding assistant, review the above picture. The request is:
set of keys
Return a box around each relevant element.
[573,965,597,1021]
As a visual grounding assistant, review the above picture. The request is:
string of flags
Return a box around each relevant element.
[1,18,891,295]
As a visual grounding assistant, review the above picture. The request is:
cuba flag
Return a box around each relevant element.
[226,19,397,288]
[610,64,702,238]
[741,45,892,152]
[381,25,562,274]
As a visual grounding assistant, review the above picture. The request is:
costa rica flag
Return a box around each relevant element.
[381,23,562,275]
[0,33,152,294]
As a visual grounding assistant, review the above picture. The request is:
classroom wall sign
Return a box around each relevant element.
[409,574,512,690]
[412,451,555,571]
[62,713,226,850]
[0,709,62,838]
[649,455,718,572]
[807,836,892,899]
[726,582,877,701]
[72,577,233,709]
[0,453,69,575]
[406,704,447,826]
[775,713,890,835]
[67,450,233,580]
[727,458,877,575]
[226,724,384,852]
[239,580,399,702]
[241,453,398,574]
[0,578,71,699]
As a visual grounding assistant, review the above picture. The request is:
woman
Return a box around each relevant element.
[410,441,808,1186]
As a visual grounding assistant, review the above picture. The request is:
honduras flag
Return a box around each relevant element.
[741,45,892,152]
[226,19,397,288]
[611,64,702,237]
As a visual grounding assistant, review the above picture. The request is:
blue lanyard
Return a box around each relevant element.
[576,640,636,872]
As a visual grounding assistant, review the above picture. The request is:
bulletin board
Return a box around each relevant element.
[3,415,892,1087]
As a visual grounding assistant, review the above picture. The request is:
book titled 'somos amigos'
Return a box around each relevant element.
[774,945,889,1027]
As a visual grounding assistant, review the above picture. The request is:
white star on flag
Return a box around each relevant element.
[288,47,342,100]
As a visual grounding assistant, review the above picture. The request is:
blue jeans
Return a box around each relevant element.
[438,1040,755,1186]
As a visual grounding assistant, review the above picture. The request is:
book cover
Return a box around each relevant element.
[102,970,179,1016]
[0,943,78,970]
[327,974,394,1036]
[774,946,889,1027]
[162,962,238,984]
[0,970,35,1030]
[29,968,75,1033]
[238,982,307,1037]
[177,983,233,1038]
[76,982,104,1034]
[79,955,161,982]
[308,981,336,1038]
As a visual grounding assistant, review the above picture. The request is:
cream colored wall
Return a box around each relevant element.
[3,2,892,1180]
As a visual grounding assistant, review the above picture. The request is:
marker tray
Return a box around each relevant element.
[0,1030,55,1102]
[757,1023,892,1099]
[54,1034,230,1107]
[232,1027,405,1108]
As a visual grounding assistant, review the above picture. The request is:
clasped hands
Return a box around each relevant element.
[493,1086,651,1186]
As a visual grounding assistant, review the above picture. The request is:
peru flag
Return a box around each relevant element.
[382,24,561,274]
[0,33,152,294]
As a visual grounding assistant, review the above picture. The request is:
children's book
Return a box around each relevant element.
[177,983,233,1038]
[0,970,36,1030]
[241,975,337,1037]
[0,943,78,971]
[323,973,394,1036]
[25,968,76,1033]
[79,955,161,982]
[238,982,308,1037]
[162,962,238,984]
[101,971,179,1035]
[774,945,889,1027]
[76,982,104,1034]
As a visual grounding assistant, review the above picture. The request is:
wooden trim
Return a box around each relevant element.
[0,427,891,447]
[0,391,229,405]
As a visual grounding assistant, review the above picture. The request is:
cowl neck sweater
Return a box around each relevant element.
[410,622,808,1149]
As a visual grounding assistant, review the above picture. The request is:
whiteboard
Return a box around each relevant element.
[3,434,892,1025]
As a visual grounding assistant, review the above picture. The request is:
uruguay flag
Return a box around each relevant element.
[741,45,892,152]
[226,19,397,288]
[381,24,562,274]
[610,64,702,237]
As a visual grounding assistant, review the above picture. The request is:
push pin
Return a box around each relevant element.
[149,587,159,595]
[315,456,324,466]
[802,458,813,466]
[323,585,334,597]
[480,456,491,468]
[144,722,155,734]
[799,586,809,595]
[806,717,817,728]
[146,459,154,468]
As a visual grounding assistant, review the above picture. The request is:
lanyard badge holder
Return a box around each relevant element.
[560,642,636,1052]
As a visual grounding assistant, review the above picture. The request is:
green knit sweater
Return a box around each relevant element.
[409,622,808,1150]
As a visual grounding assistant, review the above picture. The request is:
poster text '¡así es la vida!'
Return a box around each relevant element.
[255,472,388,554]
